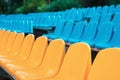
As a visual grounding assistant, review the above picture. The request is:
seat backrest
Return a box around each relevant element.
[99,13,112,25]
[109,30,120,45]
[53,20,65,36]
[75,9,83,21]
[69,8,77,21]
[0,30,5,44]
[81,22,98,40]
[96,6,102,14]
[87,48,120,80]
[101,6,109,15]
[87,7,96,17]
[28,36,48,68]
[68,22,85,40]
[58,42,91,80]
[60,21,74,38]
[112,14,120,30]
[6,32,17,50]
[17,34,34,61]
[39,39,65,75]
[90,14,100,23]
[94,22,113,42]
[108,5,115,13]
[0,30,10,48]
[11,33,24,56]
[115,4,120,12]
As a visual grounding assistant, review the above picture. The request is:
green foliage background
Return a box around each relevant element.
[0,0,120,14]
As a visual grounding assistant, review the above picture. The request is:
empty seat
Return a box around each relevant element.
[112,14,120,30]
[79,22,98,44]
[108,5,115,13]
[99,13,112,26]
[0,30,5,43]
[90,14,100,23]
[75,9,84,21]
[86,22,113,47]
[58,21,74,41]
[0,34,34,68]
[14,39,65,80]
[0,31,17,53]
[0,30,10,50]
[0,33,24,58]
[87,48,120,80]
[2,36,48,75]
[38,42,91,80]
[86,7,96,17]
[96,6,102,14]
[68,22,85,43]
[95,29,120,49]
[114,4,120,14]
[43,20,64,39]
[101,6,109,16]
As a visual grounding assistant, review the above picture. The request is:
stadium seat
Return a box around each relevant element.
[86,22,113,47]
[40,42,91,80]
[99,13,112,26]
[95,29,120,49]
[0,34,34,68]
[108,5,115,13]
[68,22,85,43]
[101,6,109,16]
[58,21,74,41]
[86,7,96,17]
[114,4,120,14]
[90,14,100,23]
[43,20,65,39]
[75,9,83,21]
[79,22,98,44]
[112,14,120,30]
[1,36,48,75]
[0,31,16,53]
[14,39,65,80]
[0,30,5,43]
[96,6,102,14]
[0,33,24,58]
[87,48,120,80]
[0,30,10,50]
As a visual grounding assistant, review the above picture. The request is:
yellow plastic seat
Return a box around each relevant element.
[0,33,24,58]
[0,30,10,50]
[3,36,48,75]
[0,30,5,42]
[0,34,34,68]
[39,42,91,80]
[0,31,17,53]
[87,48,120,80]
[14,39,65,80]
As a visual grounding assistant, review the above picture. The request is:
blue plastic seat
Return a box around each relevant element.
[96,6,102,14]
[108,5,115,13]
[43,20,65,39]
[99,13,112,26]
[78,22,98,47]
[58,21,74,41]
[112,14,120,30]
[114,4,120,14]
[93,22,113,48]
[68,22,85,43]
[101,6,109,16]
[75,9,83,21]
[95,29,120,49]
[86,7,96,17]
[90,14,100,23]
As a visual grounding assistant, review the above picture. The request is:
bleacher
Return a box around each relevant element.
[0,4,120,80]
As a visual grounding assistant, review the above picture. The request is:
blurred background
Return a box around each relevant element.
[0,0,120,14]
